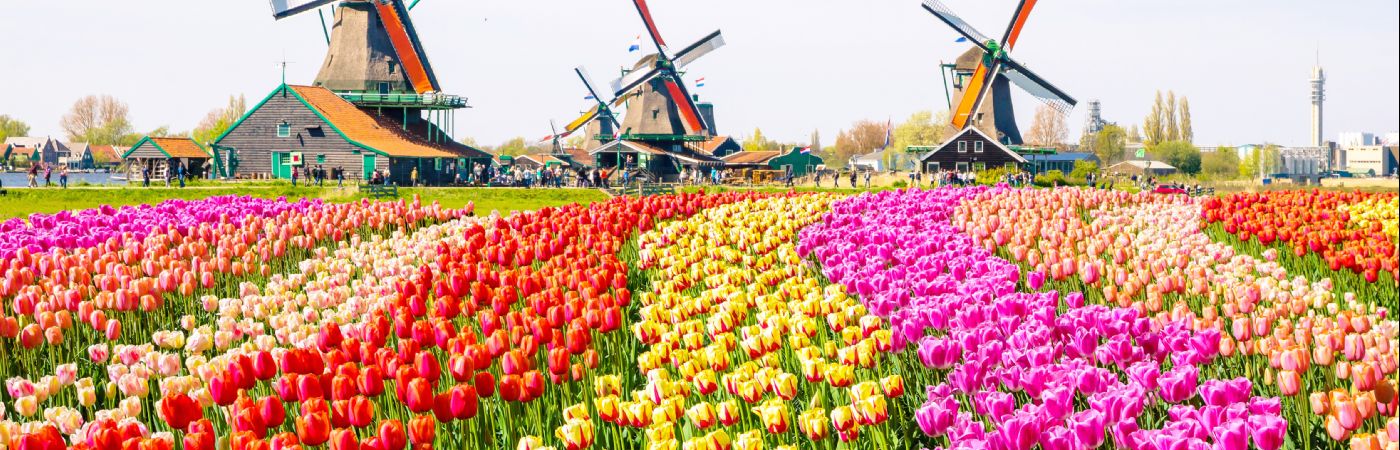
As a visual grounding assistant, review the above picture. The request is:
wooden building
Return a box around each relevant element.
[685,136,743,159]
[722,147,825,177]
[212,84,490,185]
[60,142,95,170]
[513,154,572,170]
[589,140,724,181]
[4,137,60,166]
[914,127,1028,173]
[122,137,214,181]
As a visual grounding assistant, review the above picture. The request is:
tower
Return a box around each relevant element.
[1310,65,1325,147]
[1084,99,1105,136]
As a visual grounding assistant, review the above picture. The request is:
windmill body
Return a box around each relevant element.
[314,2,416,94]
[922,0,1075,147]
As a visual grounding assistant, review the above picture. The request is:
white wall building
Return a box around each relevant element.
[1338,132,1377,148]
[1345,145,1396,177]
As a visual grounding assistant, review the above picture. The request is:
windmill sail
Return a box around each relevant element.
[1000,57,1076,115]
[672,31,726,69]
[921,0,994,50]
[270,0,339,19]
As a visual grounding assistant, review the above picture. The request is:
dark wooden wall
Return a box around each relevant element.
[920,131,1021,172]
[216,87,388,181]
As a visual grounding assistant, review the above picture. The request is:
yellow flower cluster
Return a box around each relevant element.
[1341,196,1399,241]
[601,195,905,449]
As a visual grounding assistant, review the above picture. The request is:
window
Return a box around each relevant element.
[388,61,397,74]
[956,162,970,172]
[926,162,941,173]
[973,162,987,172]
[957,141,968,153]
[277,122,291,138]
[316,154,326,164]
[379,82,391,94]
[974,141,984,153]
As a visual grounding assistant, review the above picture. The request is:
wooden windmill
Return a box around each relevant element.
[921,0,1076,145]
[548,67,626,152]
[608,0,726,140]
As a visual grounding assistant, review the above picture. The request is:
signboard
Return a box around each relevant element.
[1135,148,1147,159]
[290,152,304,166]
[270,0,338,20]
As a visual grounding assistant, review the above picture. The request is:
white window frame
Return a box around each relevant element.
[277,122,291,138]
[957,141,968,153]
[956,162,970,172]
[926,162,941,173]
[974,141,985,153]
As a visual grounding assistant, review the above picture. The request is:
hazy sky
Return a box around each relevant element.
[4,0,1397,148]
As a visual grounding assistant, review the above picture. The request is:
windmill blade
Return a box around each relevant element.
[575,67,614,105]
[921,0,995,54]
[950,62,994,129]
[661,78,707,134]
[611,66,663,98]
[672,30,726,69]
[562,107,603,136]
[270,0,339,20]
[1000,57,1076,115]
[998,0,1038,50]
[550,119,559,136]
[631,0,670,56]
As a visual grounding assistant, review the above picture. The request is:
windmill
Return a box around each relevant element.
[921,0,1076,146]
[548,67,626,152]
[608,0,726,138]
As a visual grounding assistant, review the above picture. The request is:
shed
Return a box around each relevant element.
[1106,160,1178,176]
[721,150,781,169]
[1025,152,1098,174]
[687,136,743,159]
[122,137,213,181]
[916,127,1027,173]
[767,147,825,177]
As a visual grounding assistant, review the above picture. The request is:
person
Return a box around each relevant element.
[59,166,69,189]
[28,164,38,188]
[410,166,419,187]
[142,165,151,187]
[336,166,345,187]
[177,163,186,188]
[848,170,856,188]
[785,166,794,187]
[291,166,299,187]
[863,170,872,189]
[163,163,172,187]
[44,165,53,187]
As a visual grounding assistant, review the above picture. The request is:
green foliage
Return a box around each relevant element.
[1090,124,1127,166]
[1153,140,1201,175]
[890,111,948,170]
[493,137,536,157]
[1069,160,1099,182]
[1240,147,1260,180]
[1178,97,1193,143]
[743,127,780,152]
[1143,91,1165,146]
[192,95,248,145]
[890,180,908,189]
[1201,146,1240,181]
[1033,169,1070,187]
[0,115,31,143]
[975,166,1017,185]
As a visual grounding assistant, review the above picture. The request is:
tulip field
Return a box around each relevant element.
[0,188,1395,450]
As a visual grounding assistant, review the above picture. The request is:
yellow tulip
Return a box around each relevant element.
[855,395,889,426]
[563,403,590,422]
[798,407,830,441]
[595,396,621,423]
[646,423,676,442]
[771,372,799,401]
[686,401,718,430]
[830,404,857,433]
[717,399,741,427]
[752,398,791,434]
[733,430,764,450]
[517,435,546,450]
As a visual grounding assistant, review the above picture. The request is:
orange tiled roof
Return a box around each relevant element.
[722,150,780,165]
[289,85,461,159]
[150,137,211,158]
[89,145,122,163]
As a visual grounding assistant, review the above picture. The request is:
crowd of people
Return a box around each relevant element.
[23,163,71,189]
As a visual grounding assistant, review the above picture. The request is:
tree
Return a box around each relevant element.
[1069,160,1099,182]
[743,127,780,152]
[1177,97,1193,143]
[1164,91,1179,142]
[192,95,248,146]
[809,130,822,156]
[1239,147,1259,180]
[832,120,888,169]
[1127,124,1142,143]
[889,111,949,170]
[1259,144,1281,175]
[1143,91,1165,146]
[494,137,541,157]
[0,115,31,143]
[1200,146,1239,180]
[61,95,135,145]
[1023,104,1068,148]
[1091,124,1127,166]
[1155,140,1201,175]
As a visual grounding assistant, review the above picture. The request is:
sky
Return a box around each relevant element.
[3,0,1397,148]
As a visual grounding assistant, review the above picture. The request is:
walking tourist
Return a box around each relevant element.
[291,166,299,187]
[28,164,38,187]
[410,167,419,187]
[177,163,187,188]
[59,166,69,189]
[44,165,53,187]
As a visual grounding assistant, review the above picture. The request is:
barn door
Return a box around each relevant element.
[362,154,377,181]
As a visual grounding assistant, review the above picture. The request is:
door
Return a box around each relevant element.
[272,152,290,179]
[363,154,377,181]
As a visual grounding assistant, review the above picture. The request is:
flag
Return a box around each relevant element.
[1135,148,1147,159]
[954,37,968,43]
[628,36,642,53]
[695,77,706,87]
[880,120,892,150]
[585,94,596,100]
[800,146,812,154]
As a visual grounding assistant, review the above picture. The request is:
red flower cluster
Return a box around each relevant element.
[1202,191,1398,282]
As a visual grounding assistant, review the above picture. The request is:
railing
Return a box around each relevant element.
[337,92,469,109]
[618,182,675,197]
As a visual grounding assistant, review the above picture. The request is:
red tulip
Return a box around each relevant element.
[408,414,436,445]
[183,432,215,450]
[297,372,324,401]
[349,395,375,429]
[415,352,441,384]
[378,419,407,450]
[253,351,278,381]
[448,355,473,383]
[405,377,434,413]
[449,384,478,420]
[259,396,286,428]
[474,371,495,398]
[158,392,202,431]
[295,412,331,447]
[547,348,570,376]
[331,374,357,401]
[433,392,454,424]
[329,429,359,450]
[358,366,385,397]
[499,374,522,402]
[523,370,545,400]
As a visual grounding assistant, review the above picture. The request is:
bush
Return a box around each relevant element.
[891,180,908,188]
[976,167,1017,186]
[1069,160,1098,184]
[1034,170,1069,187]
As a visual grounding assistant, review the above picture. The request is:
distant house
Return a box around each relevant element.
[722,147,824,177]
[1025,152,1098,174]
[590,139,724,180]
[686,136,743,159]
[850,152,884,172]
[915,127,1027,173]
[561,147,594,168]
[1106,160,1177,177]
[3,137,60,166]
[123,137,214,181]
[89,145,124,169]
[513,154,572,170]
[60,142,95,170]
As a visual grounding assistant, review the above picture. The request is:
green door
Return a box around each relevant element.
[272,152,290,179]
[363,154,377,181]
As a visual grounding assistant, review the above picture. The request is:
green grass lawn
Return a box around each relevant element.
[0,184,609,220]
